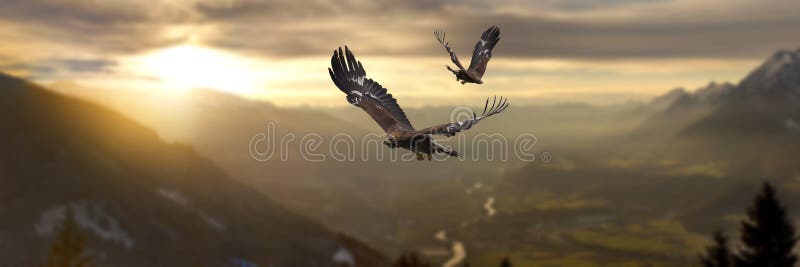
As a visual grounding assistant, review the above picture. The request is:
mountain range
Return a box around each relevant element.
[464,48,800,266]
[636,48,800,139]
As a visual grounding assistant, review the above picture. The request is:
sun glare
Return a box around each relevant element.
[136,45,263,94]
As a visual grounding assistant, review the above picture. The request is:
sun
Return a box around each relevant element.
[136,44,263,94]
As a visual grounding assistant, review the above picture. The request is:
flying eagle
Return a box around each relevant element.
[328,46,509,160]
[435,26,501,85]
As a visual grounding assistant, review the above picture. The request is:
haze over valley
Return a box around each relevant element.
[28,47,800,266]
[3,0,800,266]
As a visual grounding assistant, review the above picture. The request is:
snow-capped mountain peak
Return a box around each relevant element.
[739,48,800,94]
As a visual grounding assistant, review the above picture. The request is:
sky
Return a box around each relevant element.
[1,0,799,106]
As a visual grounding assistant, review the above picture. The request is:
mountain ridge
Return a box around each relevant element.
[633,48,800,139]
[682,49,800,137]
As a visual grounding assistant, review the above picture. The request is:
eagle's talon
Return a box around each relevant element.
[446,65,459,75]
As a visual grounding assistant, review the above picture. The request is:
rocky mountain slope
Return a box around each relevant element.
[683,48,800,137]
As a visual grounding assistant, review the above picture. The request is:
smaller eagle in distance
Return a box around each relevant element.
[435,25,501,85]
[328,46,509,160]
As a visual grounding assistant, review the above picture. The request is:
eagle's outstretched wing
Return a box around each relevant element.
[467,26,501,79]
[328,46,414,133]
[417,96,509,137]
[435,29,467,72]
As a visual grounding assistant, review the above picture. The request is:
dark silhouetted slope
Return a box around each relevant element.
[0,73,388,266]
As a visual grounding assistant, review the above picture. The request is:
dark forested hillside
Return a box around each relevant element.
[0,73,389,266]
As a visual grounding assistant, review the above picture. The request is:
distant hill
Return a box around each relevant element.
[683,49,800,137]
[632,48,800,142]
[0,73,389,266]
[629,81,735,140]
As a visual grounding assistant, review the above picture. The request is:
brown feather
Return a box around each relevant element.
[328,46,414,134]
[467,26,501,79]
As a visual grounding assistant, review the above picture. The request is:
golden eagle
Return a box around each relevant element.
[328,46,509,160]
[435,26,501,84]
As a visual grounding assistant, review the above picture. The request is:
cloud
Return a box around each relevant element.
[0,58,117,80]
[533,0,670,11]
[50,59,116,73]
[190,0,800,60]
[0,0,192,59]
[0,0,197,78]
[0,0,798,106]
[0,61,56,78]
[2,0,798,63]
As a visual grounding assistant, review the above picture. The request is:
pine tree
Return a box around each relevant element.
[499,256,512,267]
[735,182,797,267]
[700,230,732,267]
[393,251,431,267]
[43,207,94,267]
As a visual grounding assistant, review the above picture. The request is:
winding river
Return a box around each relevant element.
[442,241,466,267]
[436,195,497,267]
[484,197,496,217]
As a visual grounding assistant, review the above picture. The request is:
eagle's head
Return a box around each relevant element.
[455,71,470,81]
[346,93,361,105]
[383,136,398,148]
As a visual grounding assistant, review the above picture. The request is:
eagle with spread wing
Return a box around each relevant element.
[328,46,509,160]
[435,26,501,85]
